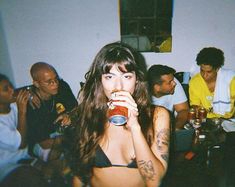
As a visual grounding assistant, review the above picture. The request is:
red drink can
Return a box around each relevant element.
[108,102,128,126]
[198,107,207,123]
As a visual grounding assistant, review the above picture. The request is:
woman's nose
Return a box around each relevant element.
[9,87,14,94]
[114,79,123,91]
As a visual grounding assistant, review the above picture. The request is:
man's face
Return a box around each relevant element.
[200,64,218,82]
[153,74,176,96]
[34,69,59,98]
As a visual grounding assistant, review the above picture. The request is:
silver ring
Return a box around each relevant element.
[109,102,115,109]
[111,92,116,98]
[30,95,34,100]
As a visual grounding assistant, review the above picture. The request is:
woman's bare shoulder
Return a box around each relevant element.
[153,106,170,118]
[152,106,170,129]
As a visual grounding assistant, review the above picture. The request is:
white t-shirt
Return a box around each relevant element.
[0,103,30,180]
[152,78,187,112]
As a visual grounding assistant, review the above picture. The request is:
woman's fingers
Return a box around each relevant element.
[110,91,137,110]
[111,91,136,103]
[17,89,30,103]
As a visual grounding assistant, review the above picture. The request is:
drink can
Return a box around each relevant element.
[193,118,201,129]
[198,107,207,123]
[188,108,196,124]
[13,86,32,101]
[108,103,128,126]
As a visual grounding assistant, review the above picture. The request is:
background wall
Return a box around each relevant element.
[0,0,235,95]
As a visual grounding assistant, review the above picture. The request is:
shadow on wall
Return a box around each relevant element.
[0,11,15,85]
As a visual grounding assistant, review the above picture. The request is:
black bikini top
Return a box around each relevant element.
[94,145,137,168]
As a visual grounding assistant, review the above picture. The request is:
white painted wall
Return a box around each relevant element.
[0,11,14,82]
[0,0,235,95]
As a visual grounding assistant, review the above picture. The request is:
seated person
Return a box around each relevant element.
[121,21,151,52]
[147,65,189,130]
[159,36,172,53]
[26,62,78,178]
[0,74,31,181]
[189,47,235,119]
[71,42,170,187]
[122,34,151,52]
[1,165,48,187]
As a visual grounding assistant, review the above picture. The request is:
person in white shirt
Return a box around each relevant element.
[147,65,189,130]
[121,21,151,52]
[0,74,31,181]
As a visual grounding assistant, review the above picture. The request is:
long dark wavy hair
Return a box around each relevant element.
[71,42,153,184]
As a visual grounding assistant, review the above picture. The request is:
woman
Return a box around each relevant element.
[0,74,48,186]
[0,74,30,177]
[71,42,170,187]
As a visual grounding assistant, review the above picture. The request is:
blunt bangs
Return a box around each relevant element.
[101,46,137,74]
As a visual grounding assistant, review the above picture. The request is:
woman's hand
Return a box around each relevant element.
[108,91,139,129]
[16,89,30,114]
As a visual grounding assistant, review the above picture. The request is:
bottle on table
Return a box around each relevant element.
[198,107,207,123]
[188,107,196,124]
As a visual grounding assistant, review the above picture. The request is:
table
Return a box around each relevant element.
[163,118,235,187]
[191,118,235,186]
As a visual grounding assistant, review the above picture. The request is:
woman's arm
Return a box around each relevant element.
[111,91,170,186]
[130,106,170,187]
[72,176,83,187]
[17,89,30,148]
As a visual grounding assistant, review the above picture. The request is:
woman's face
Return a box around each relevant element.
[0,79,14,104]
[101,64,136,99]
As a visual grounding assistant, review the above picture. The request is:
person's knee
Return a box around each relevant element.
[0,165,48,187]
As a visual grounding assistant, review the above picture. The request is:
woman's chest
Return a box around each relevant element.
[100,129,135,165]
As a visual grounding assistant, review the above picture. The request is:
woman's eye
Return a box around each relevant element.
[104,75,113,80]
[124,75,132,79]
[3,85,11,92]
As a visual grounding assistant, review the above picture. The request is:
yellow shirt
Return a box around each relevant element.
[159,37,172,52]
[189,73,235,118]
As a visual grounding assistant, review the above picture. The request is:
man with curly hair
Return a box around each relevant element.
[189,47,235,119]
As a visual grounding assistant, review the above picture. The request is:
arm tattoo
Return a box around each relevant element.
[156,129,170,162]
[138,160,156,181]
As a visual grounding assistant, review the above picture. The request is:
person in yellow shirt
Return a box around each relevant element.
[159,36,172,53]
[189,47,235,119]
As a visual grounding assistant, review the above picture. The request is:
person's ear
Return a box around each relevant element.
[33,80,40,88]
[154,84,161,92]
